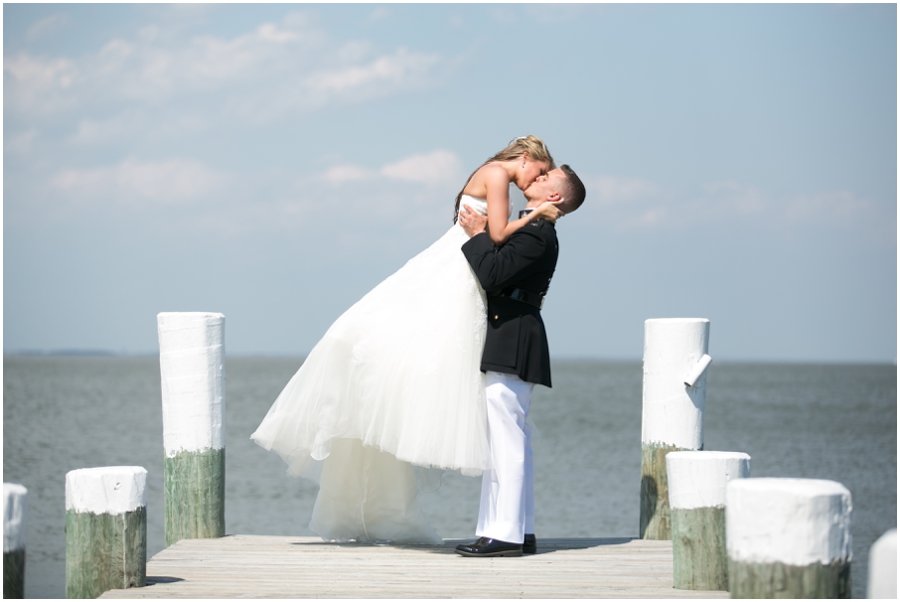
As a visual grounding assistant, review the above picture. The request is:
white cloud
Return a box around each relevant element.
[5,129,39,155]
[610,181,769,231]
[4,13,443,130]
[3,52,78,112]
[685,182,884,230]
[50,158,226,203]
[781,189,895,246]
[320,150,464,188]
[336,40,374,63]
[633,207,670,229]
[380,150,463,186]
[322,164,376,184]
[70,113,138,146]
[578,173,890,242]
[366,7,393,24]
[257,22,299,43]
[697,181,766,218]
[784,190,873,223]
[25,13,68,41]
[306,47,438,95]
[590,175,659,205]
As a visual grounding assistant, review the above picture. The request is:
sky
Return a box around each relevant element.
[3,3,896,363]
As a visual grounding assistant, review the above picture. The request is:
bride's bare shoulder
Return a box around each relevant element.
[464,163,509,196]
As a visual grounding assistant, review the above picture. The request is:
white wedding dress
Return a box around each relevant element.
[251,196,496,544]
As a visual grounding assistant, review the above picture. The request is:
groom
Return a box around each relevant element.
[455,165,586,557]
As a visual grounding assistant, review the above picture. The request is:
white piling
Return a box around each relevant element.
[666,451,750,590]
[640,318,711,539]
[158,311,226,546]
[866,529,896,598]
[726,478,852,598]
[65,467,148,598]
[4,483,27,599]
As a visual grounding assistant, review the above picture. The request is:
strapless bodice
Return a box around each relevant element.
[459,195,514,218]
[460,195,488,215]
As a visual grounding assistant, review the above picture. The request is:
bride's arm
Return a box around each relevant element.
[483,168,537,245]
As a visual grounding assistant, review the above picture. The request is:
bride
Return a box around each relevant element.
[251,136,563,544]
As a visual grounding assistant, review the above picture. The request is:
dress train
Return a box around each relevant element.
[251,197,493,543]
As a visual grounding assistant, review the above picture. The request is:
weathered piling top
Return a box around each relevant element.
[100,535,728,599]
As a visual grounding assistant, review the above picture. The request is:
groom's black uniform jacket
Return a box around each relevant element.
[461,220,558,388]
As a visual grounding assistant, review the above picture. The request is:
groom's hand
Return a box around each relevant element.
[459,205,488,237]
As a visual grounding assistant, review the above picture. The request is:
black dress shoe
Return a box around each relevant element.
[455,537,523,557]
[523,533,537,554]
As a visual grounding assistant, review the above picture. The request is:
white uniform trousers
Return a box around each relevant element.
[475,371,535,544]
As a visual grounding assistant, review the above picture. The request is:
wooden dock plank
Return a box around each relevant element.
[101,535,729,599]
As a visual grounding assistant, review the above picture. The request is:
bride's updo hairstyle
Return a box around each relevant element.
[453,135,556,223]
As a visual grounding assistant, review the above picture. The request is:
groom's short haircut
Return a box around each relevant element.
[558,164,586,213]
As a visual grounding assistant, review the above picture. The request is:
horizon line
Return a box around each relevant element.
[2,349,896,366]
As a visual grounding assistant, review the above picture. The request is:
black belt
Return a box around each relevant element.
[488,288,544,309]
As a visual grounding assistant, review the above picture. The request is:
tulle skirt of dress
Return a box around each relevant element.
[251,219,489,544]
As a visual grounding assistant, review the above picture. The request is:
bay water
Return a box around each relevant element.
[3,356,896,598]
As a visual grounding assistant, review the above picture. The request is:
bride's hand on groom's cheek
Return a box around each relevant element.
[534,201,564,224]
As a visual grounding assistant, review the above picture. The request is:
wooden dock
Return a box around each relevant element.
[100,535,729,598]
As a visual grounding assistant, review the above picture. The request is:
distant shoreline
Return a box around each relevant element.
[7,349,123,356]
[2,351,895,366]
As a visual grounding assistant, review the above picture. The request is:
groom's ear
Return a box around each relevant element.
[547,191,561,202]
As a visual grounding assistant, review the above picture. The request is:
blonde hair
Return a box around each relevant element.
[453,135,556,223]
